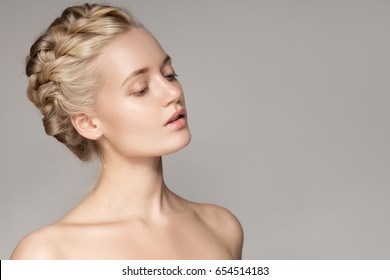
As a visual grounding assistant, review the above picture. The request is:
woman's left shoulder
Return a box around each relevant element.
[192,203,244,259]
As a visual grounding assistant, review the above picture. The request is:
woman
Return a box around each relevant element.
[11,3,243,259]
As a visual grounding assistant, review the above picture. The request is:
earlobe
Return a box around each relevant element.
[71,113,101,140]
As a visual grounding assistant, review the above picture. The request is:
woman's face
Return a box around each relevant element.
[94,28,191,159]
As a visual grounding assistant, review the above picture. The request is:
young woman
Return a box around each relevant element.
[11,3,243,259]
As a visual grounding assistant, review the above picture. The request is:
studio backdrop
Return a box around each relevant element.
[1,0,389,259]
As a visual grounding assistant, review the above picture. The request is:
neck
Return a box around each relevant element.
[90,155,170,219]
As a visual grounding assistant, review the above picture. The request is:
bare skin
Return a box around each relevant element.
[11,28,243,260]
[11,159,243,259]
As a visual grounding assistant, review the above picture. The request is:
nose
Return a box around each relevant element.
[158,76,183,107]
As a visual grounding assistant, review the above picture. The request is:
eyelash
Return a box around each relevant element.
[165,73,178,81]
[133,86,149,97]
[132,73,178,97]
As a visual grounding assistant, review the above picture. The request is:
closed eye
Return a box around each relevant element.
[132,85,149,97]
[164,73,178,81]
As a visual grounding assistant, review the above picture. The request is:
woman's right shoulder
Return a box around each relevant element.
[10,224,63,260]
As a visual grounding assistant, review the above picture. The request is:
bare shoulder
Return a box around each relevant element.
[11,225,62,260]
[190,202,244,259]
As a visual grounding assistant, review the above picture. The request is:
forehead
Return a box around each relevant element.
[97,28,166,77]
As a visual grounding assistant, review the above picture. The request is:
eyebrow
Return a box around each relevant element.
[121,54,172,87]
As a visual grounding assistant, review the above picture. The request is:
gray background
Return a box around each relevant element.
[1,0,389,259]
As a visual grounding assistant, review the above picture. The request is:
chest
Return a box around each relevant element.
[56,220,232,259]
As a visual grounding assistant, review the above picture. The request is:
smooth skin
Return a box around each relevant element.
[11,28,243,260]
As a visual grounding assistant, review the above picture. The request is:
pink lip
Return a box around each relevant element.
[164,108,187,128]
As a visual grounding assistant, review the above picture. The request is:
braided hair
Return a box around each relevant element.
[26,3,141,161]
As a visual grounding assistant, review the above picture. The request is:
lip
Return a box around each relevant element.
[164,108,187,128]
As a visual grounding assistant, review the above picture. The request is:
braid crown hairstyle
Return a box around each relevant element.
[26,3,141,161]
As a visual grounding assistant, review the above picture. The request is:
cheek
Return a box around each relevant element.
[103,106,158,136]
[99,103,163,153]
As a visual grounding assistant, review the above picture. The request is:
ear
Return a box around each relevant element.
[71,113,101,140]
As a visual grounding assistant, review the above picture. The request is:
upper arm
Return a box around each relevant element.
[11,229,58,260]
[202,205,244,259]
[218,207,244,259]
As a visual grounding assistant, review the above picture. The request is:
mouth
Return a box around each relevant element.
[164,108,187,128]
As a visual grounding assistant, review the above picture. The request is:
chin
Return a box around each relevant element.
[162,129,191,155]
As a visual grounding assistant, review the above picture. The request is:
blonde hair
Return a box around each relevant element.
[26,3,141,161]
